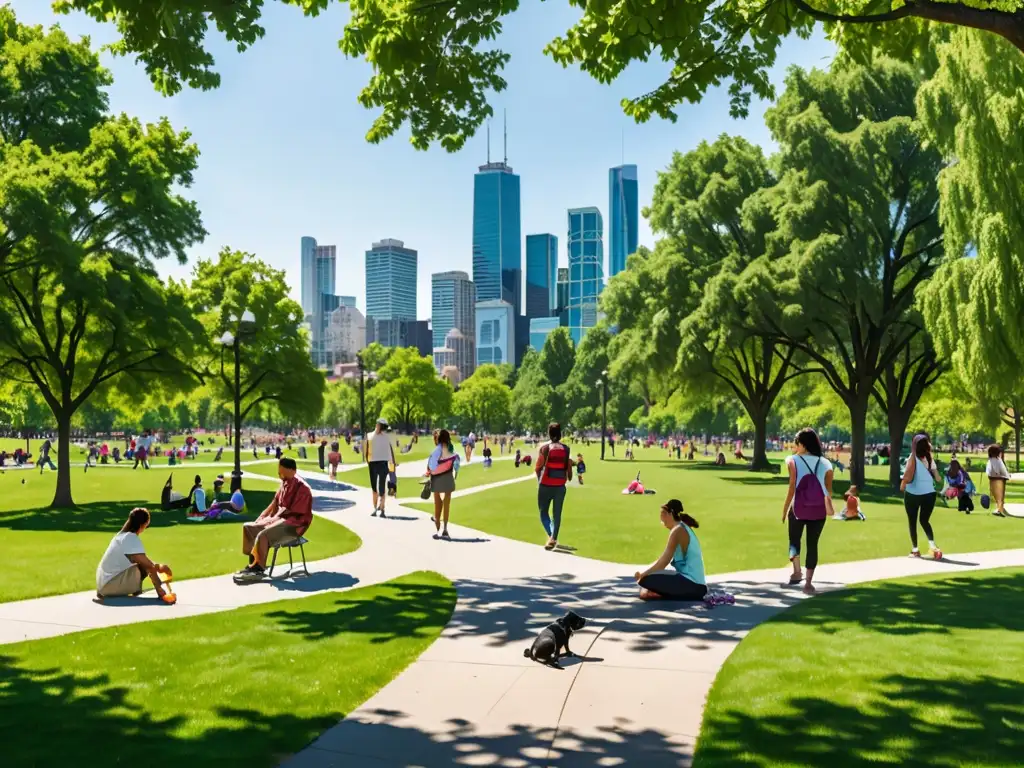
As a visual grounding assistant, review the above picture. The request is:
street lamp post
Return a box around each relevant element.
[598,368,609,461]
[218,310,256,491]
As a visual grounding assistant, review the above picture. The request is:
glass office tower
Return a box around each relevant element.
[567,207,604,345]
[365,239,418,338]
[608,164,638,278]
[525,233,558,320]
[472,160,522,314]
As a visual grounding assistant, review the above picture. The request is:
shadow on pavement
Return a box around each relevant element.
[268,572,360,593]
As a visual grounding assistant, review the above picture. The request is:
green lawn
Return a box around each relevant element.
[0,571,455,767]
[408,453,1024,570]
[0,468,361,603]
[696,567,1024,767]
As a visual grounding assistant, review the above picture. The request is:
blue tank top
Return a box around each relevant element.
[670,523,706,585]
[906,454,937,496]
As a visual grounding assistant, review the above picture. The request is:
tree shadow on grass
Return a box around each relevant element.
[267,579,456,643]
[0,490,275,533]
[696,673,1023,767]
[0,654,347,768]
[770,572,1024,636]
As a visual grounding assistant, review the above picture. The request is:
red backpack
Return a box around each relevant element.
[793,456,827,520]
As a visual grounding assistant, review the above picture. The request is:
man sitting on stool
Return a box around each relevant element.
[235,457,313,582]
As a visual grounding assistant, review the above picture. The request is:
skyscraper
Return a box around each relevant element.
[525,233,558,320]
[556,267,569,319]
[431,271,476,348]
[315,244,337,299]
[365,238,417,330]
[472,121,522,314]
[301,237,345,368]
[608,165,639,278]
[567,207,604,345]
[300,236,318,316]
[476,299,516,366]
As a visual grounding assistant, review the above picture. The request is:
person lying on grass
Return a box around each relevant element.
[235,457,313,582]
[96,507,172,601]
[634,499,707,601]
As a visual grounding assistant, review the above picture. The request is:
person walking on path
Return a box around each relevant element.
[426,429,460,540]
[235,457,313,582]
[327,441,342,481]
[635,499,707,601]
[900,433,943,559]
[535,422,573,550]
[781,428,835,594]
[986,443,1012,517]
[465,431,476,463]
[37,438,56,474]
[364,418,395,517]
[133,430,152,470]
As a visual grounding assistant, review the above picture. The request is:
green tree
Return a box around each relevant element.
[174,399,192,431]
[188,248,325,468]
[0,18,206,507]
[539,326,575,425]
[510,349,553,434]
[453,364,512,432]
[742,58,944,488]
[58,0,1024,151]
[321,380,359,428]
[376,347,452,430]
[919,30,1024,468]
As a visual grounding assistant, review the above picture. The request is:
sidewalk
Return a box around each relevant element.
[2,473,1022,767]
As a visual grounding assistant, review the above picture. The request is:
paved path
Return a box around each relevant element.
[2,474,1022,767]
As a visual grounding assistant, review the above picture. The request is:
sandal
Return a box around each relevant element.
[788,573,803,585]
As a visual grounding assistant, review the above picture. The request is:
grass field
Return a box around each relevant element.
[0,468,361,603]
[695,567,1024,767]
[0,571,455,768]
[408,452,1024,571]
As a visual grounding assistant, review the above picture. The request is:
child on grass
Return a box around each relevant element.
[836,485,866,520]
[576,453,586,485]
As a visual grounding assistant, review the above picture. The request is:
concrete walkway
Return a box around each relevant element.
[1,474,1022,767]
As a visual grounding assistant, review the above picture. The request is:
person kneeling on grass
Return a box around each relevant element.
[96,507,172,601]
[634,499,707,601]
[235,457,313,582]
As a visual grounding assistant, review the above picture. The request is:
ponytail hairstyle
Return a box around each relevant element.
[662,499,699,529]
[795,428,823,457]
[988,443,1003,459]
[122,507,150,534]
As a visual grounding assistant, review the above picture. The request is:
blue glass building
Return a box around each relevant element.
[608,165,638,278]
[365,239,418,337]
[529,316,562,350]
[472,161,522,314]
[525,233,558,320]
[567,207,604,345]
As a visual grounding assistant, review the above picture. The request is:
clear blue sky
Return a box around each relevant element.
[13,1,833,319]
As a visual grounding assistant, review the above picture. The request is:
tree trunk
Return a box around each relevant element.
[847,396,869,489]
[750,407,772,472]
[51,413,75,508]
[887,407,911,491]
[1015,407,1022,473]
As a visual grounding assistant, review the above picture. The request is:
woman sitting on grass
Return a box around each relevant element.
[634,499,707,601]
[96,507,172,601]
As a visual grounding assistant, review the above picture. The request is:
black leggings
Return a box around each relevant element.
[639,572,708,600]
[368,460,388,497]
[788,515,826,570]
[904,491,936,547]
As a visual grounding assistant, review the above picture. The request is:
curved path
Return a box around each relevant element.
[1,472,1022,767]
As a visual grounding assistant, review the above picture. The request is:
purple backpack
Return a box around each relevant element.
[793,456,827,520]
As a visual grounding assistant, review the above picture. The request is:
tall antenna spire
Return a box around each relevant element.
[503,108,508,165]
[486,121,491,164]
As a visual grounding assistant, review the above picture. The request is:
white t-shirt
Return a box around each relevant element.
[368,431,393,463]
[987,457,1010,479]
[787,454,833,495]
[96,532,146,590]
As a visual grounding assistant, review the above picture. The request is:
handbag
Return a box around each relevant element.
[419,479,432,499]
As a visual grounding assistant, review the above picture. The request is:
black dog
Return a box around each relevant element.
[523,610,587,667]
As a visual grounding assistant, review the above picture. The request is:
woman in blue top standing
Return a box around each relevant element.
[900,433,942,559]
[634,499,707,600]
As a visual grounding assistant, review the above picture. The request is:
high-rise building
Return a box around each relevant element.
[525,234,558,319]
[472,121,522,314]
[567,207,604,345]
[556,267,569,317]
[529,317,562,350]
[301,237,347,368]
[300,236,318,316]
[365,239,417,332]
[475,299,515,367]
[608,165,639,278]
[431,271,476,353]
[366,318,432,357]
[323,305,366,367]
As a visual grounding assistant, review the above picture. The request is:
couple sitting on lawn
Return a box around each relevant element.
[161,472,246,520]
[96,459,314,599]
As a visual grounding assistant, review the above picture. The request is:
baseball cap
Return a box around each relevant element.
[376,417,389,427]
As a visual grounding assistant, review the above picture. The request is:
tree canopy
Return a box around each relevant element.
[56,0,1024,151]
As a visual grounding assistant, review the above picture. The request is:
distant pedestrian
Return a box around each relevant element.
[364,418,395,517]
[426,429,460,540]
[327,442,342,481]
[986,444,1011,517]
[318,440,327,471]
[536,422,572,550]
[38,438,56,474]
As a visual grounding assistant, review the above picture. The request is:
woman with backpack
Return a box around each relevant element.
[781,428,835,594]
[900,434,943,559]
